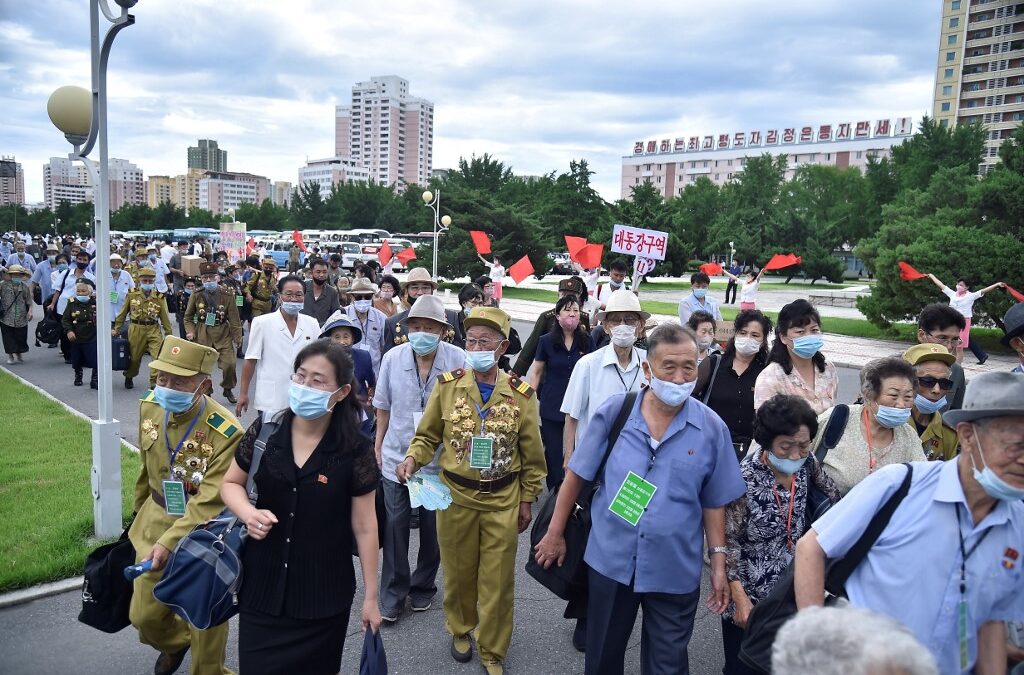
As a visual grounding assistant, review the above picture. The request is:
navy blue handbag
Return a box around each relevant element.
[359,628,388,675]
[152,415,279,629]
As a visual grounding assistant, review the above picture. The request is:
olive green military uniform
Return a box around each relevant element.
[113,278,173,387]
[125,248,150,286]
[244,266,277,319]
[183,287,242,394]
[406,308,546,667]
[128,337,241,675]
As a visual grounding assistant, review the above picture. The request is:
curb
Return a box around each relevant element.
[0,577,83,609]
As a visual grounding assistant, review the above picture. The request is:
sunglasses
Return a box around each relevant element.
[918,376,954,391]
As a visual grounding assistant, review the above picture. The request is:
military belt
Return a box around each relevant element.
[443,470,518,494]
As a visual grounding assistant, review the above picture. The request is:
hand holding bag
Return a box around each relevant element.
[359,628,388,675]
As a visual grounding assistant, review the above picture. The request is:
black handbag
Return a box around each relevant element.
[35,308,62,346]
[738,463,914,673]
[806,404,849,521]
[111,337,131,372]
[78,518,136,633]
[525,391,638,600]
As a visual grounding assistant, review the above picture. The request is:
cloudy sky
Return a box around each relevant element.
[2,1,940,204]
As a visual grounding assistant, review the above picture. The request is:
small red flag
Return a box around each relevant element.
[395,246,417,265]
[565,236,588,262]
[898,261,927,281]
[292,229,307,253]
[764,253,801,271]
[469,230,491,255]
[576,243,604,270]
[1006,284,1024,303]
[699,262,724,276]
[507,255,535,284]
[245,237,255,255]
[317,474,328,485]
[378,240,393,266]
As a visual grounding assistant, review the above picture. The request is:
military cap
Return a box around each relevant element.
[149,336,218,377]
[138,267,157,279]
[199,262,220,276]
[902,343,955,367]
[464,306,511,338]
[134,247,148,257]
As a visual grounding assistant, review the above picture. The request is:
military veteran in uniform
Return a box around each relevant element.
[129,336,242,675]
[903,343,960,461]
[184,262,243,404]
[244,256,278,319]
[382,267,462,354]
[397,306,546,675]
[113,266,173,390]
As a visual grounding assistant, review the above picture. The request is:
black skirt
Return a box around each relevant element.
[239,607,352,675]
[1,324,28,354]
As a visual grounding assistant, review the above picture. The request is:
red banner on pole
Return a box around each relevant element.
[699,262,724,276]
[507,255,535,284]
[576,243,604,270]
[469,231,491,255]
[378,240,393,266]
[292,229,307,253]
[898,261,928,281]
[764,253,801,271]
[395,247,417,266]
[1006,284,1024,303]
[565,236,587,262]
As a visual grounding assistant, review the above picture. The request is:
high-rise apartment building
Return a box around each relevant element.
[271,181,293,208]
[297,157,371,195]
[0,156,25,206]
[198,170,270,215]
[107,158,145,212]
[147,175,175,207]
[932,0,1024,173]
[334,75,433,190]
[43,157,93,209]
[187,139,228,172]
[175,168,205,212]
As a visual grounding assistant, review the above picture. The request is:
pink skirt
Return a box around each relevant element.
[960,318,971,348]
[740,302,756,310]
[492,281,503,300]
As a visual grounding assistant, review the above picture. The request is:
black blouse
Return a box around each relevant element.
[703,353,766,447]
[236,413,379,619]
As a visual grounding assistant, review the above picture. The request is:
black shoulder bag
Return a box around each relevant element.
[525,391,638,600]
[806,403,849,522]
[738,463,914,673]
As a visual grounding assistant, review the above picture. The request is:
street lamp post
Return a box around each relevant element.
[421,190,451,279]
[46,0,138,538]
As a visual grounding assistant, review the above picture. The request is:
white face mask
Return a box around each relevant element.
[610,324,636,348]
[734,336,762,357]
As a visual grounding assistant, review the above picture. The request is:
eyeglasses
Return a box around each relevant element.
[464,338,502,349]
[925,332,963,347]
[291,373,335,391]
[604,317,641,328]
[918,376,955,391]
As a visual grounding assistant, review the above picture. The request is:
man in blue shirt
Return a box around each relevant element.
[29,242,60,306]
[795,371,1024,674]
[678,271,722,325]
[725,260,742,304]
[535,322,745,675]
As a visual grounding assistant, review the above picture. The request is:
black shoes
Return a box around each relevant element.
[224,390,237,404]
[572,618,587,652]
[125,377,134,389]
[90,371,98,389]
[74,369,83,386]
[153,647,189,675]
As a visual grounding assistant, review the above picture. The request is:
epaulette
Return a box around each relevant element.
[508,373,535,398]
[437,369,465,384]
[206,411,240,439]
[142,389,157,403]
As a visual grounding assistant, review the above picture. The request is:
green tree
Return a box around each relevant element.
[290,181,327,229]
[708,154,789,264]
[888,116,985,191]
[446,153,514,194]
[668,176,719,262]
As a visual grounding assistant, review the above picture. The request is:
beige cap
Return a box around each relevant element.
[596,289,651,321]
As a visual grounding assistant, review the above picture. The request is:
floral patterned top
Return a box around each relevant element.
[0,280,32,328]
[723,450,841,624]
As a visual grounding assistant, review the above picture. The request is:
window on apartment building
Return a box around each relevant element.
[645,164,651,171]
[703,161,709,168]
[945,67,955,78]
[942,102,952,111]
[856,151,863,159]
[691,161,697,168]
[949,17,960,28]
[948,35,957,45]
[727,173,733,180]
[657,176,662,183]
[943,85,953,95]
[951,0,960,8]
[714,174,720,180]
[946,51,956,61]
[727,159,733,166]
[635,177,640,184]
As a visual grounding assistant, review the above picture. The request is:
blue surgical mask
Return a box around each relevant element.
[791,334,824,359]
[875,404,912,428]
[183,288,193,295]
[648,374,696,407]
[11,278,23,285]
[57,263,69,272]
[203,281,219,292]
[692,288,708,300]
[152,385,198,414]
[465,349,497,372]
[914,394,947,415]
[140,283,155,292]
[75,294,91,303]
[289,382,337,420]
[281,301,303,315]
[408,331,440,355]
[148,254,157,262]
[353,299,372,313]
[766,451,807,476]
[971,430,1024,501]
[463,307,473,317]
[47,255,56,263]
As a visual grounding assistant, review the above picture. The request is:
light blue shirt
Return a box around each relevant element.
[345,304,387,377]
[107,269,135,318]
[30,260,55,301]
[813,459,1024,674]
[678,292,722,324]
[372,341,466,484]
[5,251,36,273]
[569,389,745,594]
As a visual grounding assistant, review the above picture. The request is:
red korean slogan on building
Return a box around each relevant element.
[611,224,668,261]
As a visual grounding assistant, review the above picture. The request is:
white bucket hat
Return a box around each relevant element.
[596,289,651,321]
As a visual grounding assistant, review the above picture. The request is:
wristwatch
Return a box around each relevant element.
[708,546,728,556]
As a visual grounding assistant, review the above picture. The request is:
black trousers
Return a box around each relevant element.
[967,336,988,363]
[68,339,97,371]
[585,568,699,675]
[725,279,738,304]
[720,617,761,675]
[540,417,565,490]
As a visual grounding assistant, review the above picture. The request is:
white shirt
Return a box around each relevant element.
[739,280,760,303]
[52,268,96,315]
[160,244,176,266]
[107,269,135,318]
[192,242,204,256]
[561,344,647,442]
[582,268,599,294]
[85,239,96,255]
[484,261,506,284]
[345,304,387,376]
[942,287,984,319]
[244,310,322,414]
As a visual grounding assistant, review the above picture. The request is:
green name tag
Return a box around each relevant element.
[235,295,243,306]
[205,312,217,326]
[161,479,187,516]
[469,436,494,469]
[109,291,119,304]
[608,471,657,527]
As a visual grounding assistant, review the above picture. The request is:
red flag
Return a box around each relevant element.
[245,237,255,256]
[469,230,491,255]
[395,246,417,265]
[699,262,724,276]
[576,243,604,270]
[378,240,393,266]
[565,236,587,261]
[1006,284,1024,303]
[764,253,801,271]
[898,261,927,281]
[507,255,535,284]
[292,229,307,253]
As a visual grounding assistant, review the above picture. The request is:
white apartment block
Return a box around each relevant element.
[198,170,270,215]
[297,157,371,195]
[43,156,143,210]
[272,181,293,208]
[334,75,434,190]
[0,156,25,206]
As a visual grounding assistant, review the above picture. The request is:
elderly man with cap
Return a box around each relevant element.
[1003,303,1024,374]
[320,310,376,409]
[1,264,33,363]
[244,256,278,319]
[129,336,241,675]
[382,267,462,355]
[903,343,961,461]
[512,276,591,376]
[345,277,387,376]
[146,244,172,294]
[396,306,546,675]
[372,295,466,625]
[113,266,173,390]
[795,371,1024,674]
[126,246,151,286]
[183,262,243,404]
[107,253,136,331]
[29,242,60,307]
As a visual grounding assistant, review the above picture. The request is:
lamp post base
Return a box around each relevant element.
[90,418,123,538]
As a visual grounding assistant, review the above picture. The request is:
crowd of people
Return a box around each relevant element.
[2,228,1024,675]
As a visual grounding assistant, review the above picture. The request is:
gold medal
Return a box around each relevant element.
[149,430,159,440]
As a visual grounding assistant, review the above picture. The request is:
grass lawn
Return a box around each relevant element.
[0,370,137,591]
[639,279,859,292]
